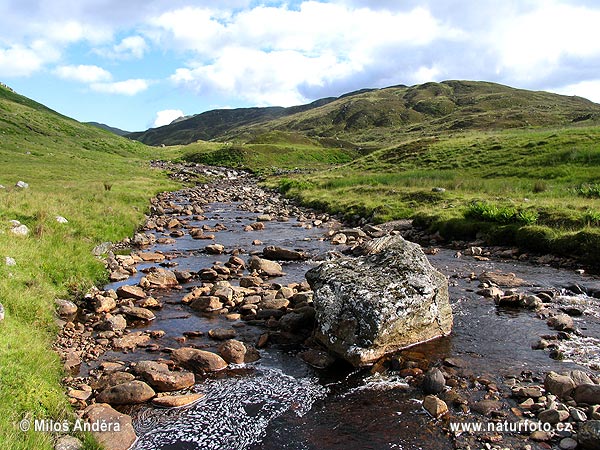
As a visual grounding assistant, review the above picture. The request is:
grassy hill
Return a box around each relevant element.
[130,80,600,149]
[0,84,178,449]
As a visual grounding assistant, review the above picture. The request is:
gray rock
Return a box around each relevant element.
[92,242,112,256]
[547,314,575,332]
[574,384,600,405]
[570,370,595,387]
[54,435,83,450]
[559,437,578,450]
[570,407,588,421]
[15,180,29,189]
[538,408,568,424]
[0,303,4,321]
[98,314,127,331]
[5,256,16,266]
[55,299,78,316]
[55,216,68,224]
[96,380,155,405]
[422,368,446,394]
[218,339,247,364]
[578,420,600,449]
[306,235,452,366]
[10,224,29,236]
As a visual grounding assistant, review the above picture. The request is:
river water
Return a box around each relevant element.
[100,188,600,450]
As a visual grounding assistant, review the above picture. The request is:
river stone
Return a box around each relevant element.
[96,380,155,404]
[578,420,600,449]
[138,252,165,262]
[262,246,306,261]
[306,235,452,366]
[545,371,576,399]
[133,361,195,392]
[208,328,237,340]
[422,368,446,394]
[559,437,578,450]
[574,384,600,405]
[423,395,448,418]
[152,393,205,408]
[113,332,150,350]
[298,349,336,369]
[140,269,179,289]
[91,295,116,313]
[218,339,247,364]
[248,256,285,277]
[547,314,575,332]
[121,306,155,321]
[98,314,127,331]
[478,271,526,287]
[172,347,228,373]
[91,372,136,391]
[570,370,595,387]
[83,403,137,450]
[55,299,78,316]
[116,285,146,300]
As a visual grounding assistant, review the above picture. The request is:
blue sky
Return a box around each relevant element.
[2,0,600,132]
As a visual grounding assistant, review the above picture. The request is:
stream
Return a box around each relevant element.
[95,170,600,450]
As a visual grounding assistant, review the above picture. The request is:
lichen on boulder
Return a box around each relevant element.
[306,235,452,366]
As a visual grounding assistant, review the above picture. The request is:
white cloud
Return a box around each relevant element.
[114,36,147,59]
[153,109,184,127]
[90,79,150,95]
[552,80,600,104]
[54,65,112,83]
[0,44,50,77]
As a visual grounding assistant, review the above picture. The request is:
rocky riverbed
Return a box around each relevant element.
[53,163,600,450]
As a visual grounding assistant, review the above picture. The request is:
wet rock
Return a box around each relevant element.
[140,269,179,289]
[578,420,600,449]
[298,349,336,369]
[306,235,451,367]
[218,339,247,364]
[422,368,446,394]
[530,430,552,441]
[96,380,155,405]
[559,437,578,450]
[478,271,526,287]
[538,408,569,424]
[120,306,155,321]
[132,361,195,392]
[331,233,347,245]
[545,372,576,399]
[132,233,156,247]
[190,296,223,312]
[423,395,448,418]
[55,299,77,316]
[547,314,575,332]
[472,400,502,417]
[279,308,316,332]
[208,328,237,340]
[260,298,289,310]
[110,269,130,281]
[248,256,285,277]
[152,393,205,408]
[172,347,227,373]
[116,285,146,300]
[113,332,150,351]
[477,287,504,300]
[520,295,543,309]
[262,246,306,261]
[138,297,162,309]
[570,370,594,387]
[174,270,193,283]
[570,407,588,421]
[574,384,600,405]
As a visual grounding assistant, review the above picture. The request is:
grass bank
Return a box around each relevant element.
[266,126,600,266]
[0,85,179,449]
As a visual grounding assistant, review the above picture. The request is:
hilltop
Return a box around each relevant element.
[128,81,600,148]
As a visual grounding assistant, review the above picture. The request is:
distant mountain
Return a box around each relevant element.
[86,122,130,136]
[127,80,600,148]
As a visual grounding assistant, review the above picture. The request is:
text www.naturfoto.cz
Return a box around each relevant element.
[449,420,573,434]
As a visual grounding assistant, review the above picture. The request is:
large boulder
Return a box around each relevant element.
[306,235,452,367]
[82,403,137,450]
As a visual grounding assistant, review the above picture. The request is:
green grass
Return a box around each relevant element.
[263,125,600,266]
[0,84,179,449]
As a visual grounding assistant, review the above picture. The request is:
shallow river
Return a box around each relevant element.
[101,193,600,450]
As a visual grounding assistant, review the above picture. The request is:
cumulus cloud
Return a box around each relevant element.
[160,2,464,105]
[153,109,184,127]
[54,65,112,83]
[90,79,150,95]
[0,44,54,77]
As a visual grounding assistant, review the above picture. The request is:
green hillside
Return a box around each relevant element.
[0,83,178,449]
